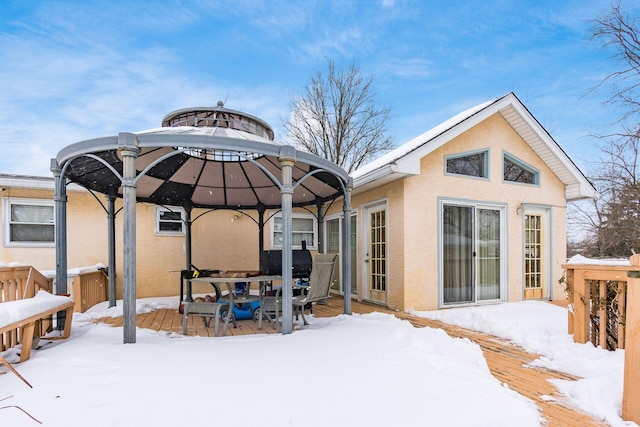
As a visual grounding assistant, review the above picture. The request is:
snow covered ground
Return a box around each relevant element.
[0,297,636,427]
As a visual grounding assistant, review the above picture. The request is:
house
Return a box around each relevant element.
[339,92,597,311]
[0,93,597,311]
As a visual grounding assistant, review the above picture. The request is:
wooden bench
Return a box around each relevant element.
[0,292,74,362]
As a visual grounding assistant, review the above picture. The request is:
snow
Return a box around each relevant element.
[0,261,28,267]
[0,291,72,329]
[566,255,631,266]
[0,297,636,426]
[40,263,107,279]
[412,301,636,427]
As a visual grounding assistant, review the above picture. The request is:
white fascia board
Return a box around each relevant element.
[352,164,399,188]
[0,175,54,189]
[566,182,600,202]
[0,174,86,192]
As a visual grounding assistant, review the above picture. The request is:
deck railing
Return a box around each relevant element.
[0,266,54,353]
[562,255,640,423]
[69,268,108,313]
[1,266,109,355]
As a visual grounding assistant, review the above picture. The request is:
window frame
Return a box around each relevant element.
[444,149,490,180]
[269,212,318,250]
[155,206,186,236]
[503,152,540,186]
[3,197,55,247]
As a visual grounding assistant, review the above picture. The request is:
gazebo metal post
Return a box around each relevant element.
[279,147,296,334]
[51,159,68,330]
[119,132,139,344]
[184,202,193,302]
[257,203,266,270]
[342,179,353,315]
[316,198,324,253]
[107,192,117,308]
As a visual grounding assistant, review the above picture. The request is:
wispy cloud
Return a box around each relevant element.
[0,0,625,178]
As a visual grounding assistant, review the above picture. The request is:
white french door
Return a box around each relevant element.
[363,202,387,304]
[523,206,550,300]
[441,201,505,305]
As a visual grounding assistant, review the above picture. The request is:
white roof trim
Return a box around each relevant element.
[0,174,86,192]
[352,93,598,201]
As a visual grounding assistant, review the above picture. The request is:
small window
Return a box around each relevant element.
[155,207,185,235]
[3,198,55,246]
[503,153,539,185]
[445,150,488,178]
[271,213,317,249]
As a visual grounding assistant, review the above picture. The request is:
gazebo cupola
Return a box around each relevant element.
[161,101,275,140]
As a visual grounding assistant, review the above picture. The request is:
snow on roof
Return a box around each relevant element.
[134,125,280,145]
[352,99,493,179]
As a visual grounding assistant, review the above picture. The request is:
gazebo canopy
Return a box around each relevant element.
[52,102,353,342]
[56,103,347,210]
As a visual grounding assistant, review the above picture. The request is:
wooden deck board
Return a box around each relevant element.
[96,297,608,427]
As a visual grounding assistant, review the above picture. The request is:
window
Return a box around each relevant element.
[445,150,488,178]
[271,213,317,249]
[503,153,539,185]
[155,207,185,235]
[3,198,55,246]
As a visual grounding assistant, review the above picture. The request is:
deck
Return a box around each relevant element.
[98,297,608,427]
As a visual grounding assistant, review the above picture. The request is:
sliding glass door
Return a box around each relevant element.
[325,213,357,296]
[442,202,504,305]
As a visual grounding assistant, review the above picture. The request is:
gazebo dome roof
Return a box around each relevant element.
[55,103,350,210]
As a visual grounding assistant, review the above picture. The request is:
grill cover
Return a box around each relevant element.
[261,250,313,278]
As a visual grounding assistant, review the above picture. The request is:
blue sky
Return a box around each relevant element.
[0,0,631,177]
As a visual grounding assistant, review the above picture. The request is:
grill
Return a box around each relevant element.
[260,249,313,279]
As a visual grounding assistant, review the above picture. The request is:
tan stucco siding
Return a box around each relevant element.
[403,113,566,310]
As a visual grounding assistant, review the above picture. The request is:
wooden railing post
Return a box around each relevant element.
[573,267,590,344]
[623,254,640,423]
[566,268,574,335]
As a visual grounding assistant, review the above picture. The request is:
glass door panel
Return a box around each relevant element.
[443,205,473,304]
[477,208,501,300]
[326,218,341,291]
[325,214,358,295]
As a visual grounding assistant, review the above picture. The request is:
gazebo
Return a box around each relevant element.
[51,102,353,342]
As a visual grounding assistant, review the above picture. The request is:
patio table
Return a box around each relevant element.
[190,274,281,331]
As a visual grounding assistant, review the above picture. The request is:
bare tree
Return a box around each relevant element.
[585,135,640,256]
[572,2,640,257]
[284,60,393,173]
[592,1,640,133]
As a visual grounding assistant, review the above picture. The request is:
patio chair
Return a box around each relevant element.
[292,253,338,325]
[182,301,229,337]
[262,253,337,329]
